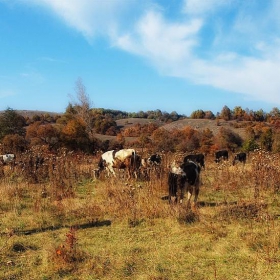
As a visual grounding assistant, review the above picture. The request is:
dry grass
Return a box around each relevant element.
[0,150,280,279]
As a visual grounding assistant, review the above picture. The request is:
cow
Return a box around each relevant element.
[168,160,201,208]
[147,154,161,166]
[215,150,228,163]
[0,153,16,165]
[183,153,205,169]
[232,152,246,166]
[141,154,162,168]
[140,153,162,180]
[98,149,141,179]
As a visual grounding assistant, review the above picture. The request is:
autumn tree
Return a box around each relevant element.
[151,128,176,152]
[0,108,26,140]
[253,109,266,122]
[200,128,214,154]
[25,121,58,147]
[61,118,91,151]
[174,127,200,152]
[220,105,232,121]
[204,111,215,119]
[190,110,205,119]
[259,127,273,151]
[2,134,27,153]
[214,127,242,151]
[232,106,246,120]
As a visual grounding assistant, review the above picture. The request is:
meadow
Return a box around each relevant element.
[0,150,280,280]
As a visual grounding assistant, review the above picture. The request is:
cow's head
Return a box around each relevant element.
[98,158,106,171]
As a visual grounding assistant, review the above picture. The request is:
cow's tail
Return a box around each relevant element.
[130,151,138,178]
[98,157,104,170]
[131,151,136,170]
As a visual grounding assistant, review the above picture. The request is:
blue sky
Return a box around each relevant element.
[1,0,280,116]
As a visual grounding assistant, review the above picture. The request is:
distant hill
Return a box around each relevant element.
[161,118,248,138]
[116,117,248,139]
[0,110,62,118]
[2,110,248,140]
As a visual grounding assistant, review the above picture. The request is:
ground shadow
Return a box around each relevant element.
[161,195,238,208]
[9,220,112,236]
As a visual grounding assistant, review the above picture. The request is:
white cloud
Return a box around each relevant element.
[6,0,280,106]
[15,0,136,39]
[115,10,202,74]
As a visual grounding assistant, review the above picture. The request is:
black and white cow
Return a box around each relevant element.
[147,154,161,166]
[232,152,246,166]
[98,148,141,179]
[184,153,205,169]
[215,150,228,163]
[168,160,201,208]
[141,153,162,168]
[0,153,16,165]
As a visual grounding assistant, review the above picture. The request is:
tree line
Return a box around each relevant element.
[1,79,280,155]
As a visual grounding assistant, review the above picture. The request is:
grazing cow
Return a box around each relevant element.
[184,153,205,169]
[141,154,162,168]
[147,154,161,166]
[168,160,201,208]
[233,152,247,166]
[140,153,162,180]
[98,149,141,179]
[215,150,228,163]
[0,153,16,165]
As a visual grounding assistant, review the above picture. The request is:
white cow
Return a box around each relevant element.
[98,149,141,179]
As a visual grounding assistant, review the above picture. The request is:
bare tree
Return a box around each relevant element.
[70,77,95,140]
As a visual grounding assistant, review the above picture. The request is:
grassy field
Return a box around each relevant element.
[0,150,280,279]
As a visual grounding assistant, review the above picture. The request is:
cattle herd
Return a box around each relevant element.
[94,148,248,208]
[0,148,247,209]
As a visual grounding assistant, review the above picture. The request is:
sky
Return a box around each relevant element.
[1,0,280,116]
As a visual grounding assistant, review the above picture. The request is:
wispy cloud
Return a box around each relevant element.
[39,56,65,63]
[9,0,280,106]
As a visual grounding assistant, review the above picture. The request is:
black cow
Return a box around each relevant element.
[233,152,246,166]
[184,153,205,169]
[147,154,161,165]
[215,150,228,163]
[168,160,201,208]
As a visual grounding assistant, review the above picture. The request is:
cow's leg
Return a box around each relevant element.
[168,173,177,204]
[179,179,187,204]
[193,185,199,208]
[186,185,193,208]
[107,166,116,177]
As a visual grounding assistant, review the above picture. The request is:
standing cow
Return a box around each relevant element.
[168,160,201,208]
[98,149,141,179]
[232,152,246,166]
[215,150,228,163]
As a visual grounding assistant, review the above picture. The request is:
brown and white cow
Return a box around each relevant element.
[98,149,141,179]
[168,160,201,208]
